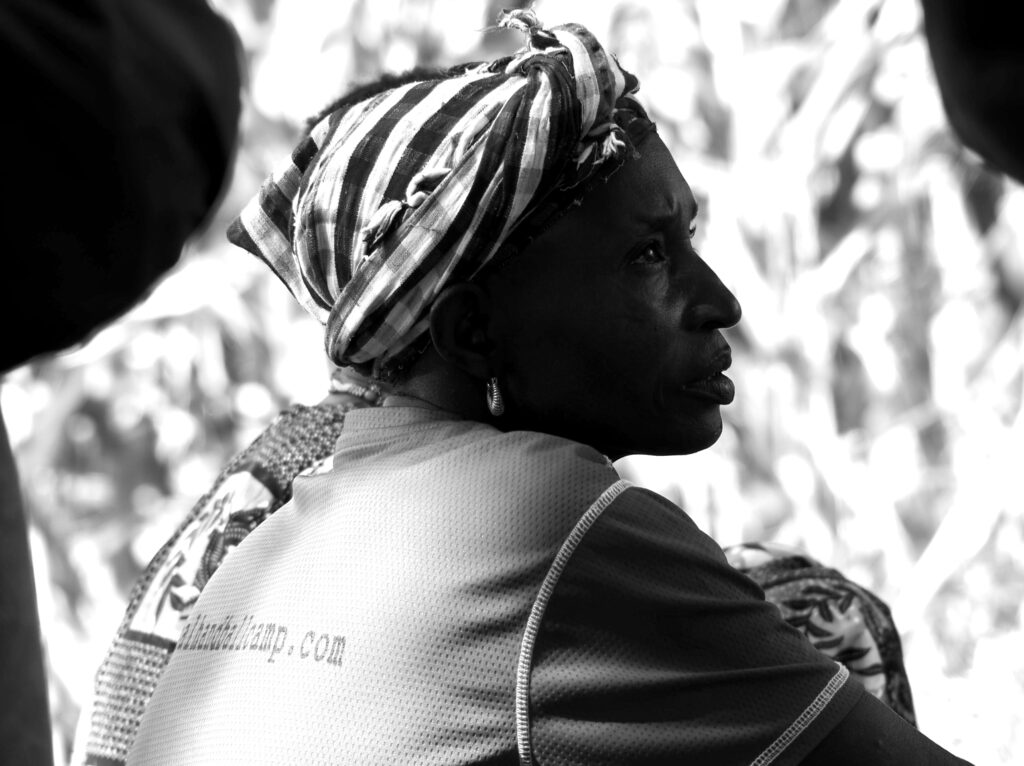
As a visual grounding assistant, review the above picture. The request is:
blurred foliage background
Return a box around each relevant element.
[4,0,1022,763]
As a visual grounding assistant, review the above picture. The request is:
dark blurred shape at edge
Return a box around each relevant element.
[922,0,1024,185]
[0,0,242,373]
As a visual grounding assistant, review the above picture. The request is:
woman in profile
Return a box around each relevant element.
[128,11,971,765]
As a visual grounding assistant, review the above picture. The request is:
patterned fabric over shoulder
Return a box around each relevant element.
[73,402,357,766]
[724,542,917,727]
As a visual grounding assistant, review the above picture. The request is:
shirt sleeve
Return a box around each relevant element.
[525,486,863,766]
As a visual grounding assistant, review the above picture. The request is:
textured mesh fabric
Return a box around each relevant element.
[75,403,353,766]
[528,488,863,766]
[128,406,618,764]
[724,542,916,726]
[127,407,860,765]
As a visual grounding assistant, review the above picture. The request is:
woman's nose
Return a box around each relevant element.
[683,258,742,330]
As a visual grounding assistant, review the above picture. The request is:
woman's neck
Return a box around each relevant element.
[389,347,491,422]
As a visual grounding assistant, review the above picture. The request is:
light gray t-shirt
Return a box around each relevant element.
[128,406,860,765]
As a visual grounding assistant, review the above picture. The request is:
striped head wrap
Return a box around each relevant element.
[228,10,647,368]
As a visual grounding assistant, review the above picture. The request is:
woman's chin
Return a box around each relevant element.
[605,414,724,459]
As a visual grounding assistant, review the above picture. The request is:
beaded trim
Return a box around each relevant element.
[328,378,383,404]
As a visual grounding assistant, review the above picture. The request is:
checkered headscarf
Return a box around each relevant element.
[228,10,642,367]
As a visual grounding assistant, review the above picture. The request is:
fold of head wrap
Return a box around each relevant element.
[228,10,644,367]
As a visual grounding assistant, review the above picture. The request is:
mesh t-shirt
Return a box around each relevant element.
[74,403,354,766]
[128,406,862,765]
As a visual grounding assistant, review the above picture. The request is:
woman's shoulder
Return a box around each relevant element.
[343,407,618,493]
[494,426,616,469]
[469,425,621,496]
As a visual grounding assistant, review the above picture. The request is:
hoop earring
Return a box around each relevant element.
[486,377,505,417]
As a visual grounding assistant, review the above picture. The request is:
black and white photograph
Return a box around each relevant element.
[2,1,1021,763]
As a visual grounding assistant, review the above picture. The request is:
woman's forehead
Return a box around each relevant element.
[550,133,696,239]
[620,134,694,217]
[493,136,696,290]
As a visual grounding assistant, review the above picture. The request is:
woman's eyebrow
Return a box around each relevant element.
[641,199,699,227]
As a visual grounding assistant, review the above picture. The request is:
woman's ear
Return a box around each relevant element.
[428,283,494,379]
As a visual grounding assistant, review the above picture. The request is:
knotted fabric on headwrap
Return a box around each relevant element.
[228,10,641,367]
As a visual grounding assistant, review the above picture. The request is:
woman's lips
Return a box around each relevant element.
[681,371,735,404]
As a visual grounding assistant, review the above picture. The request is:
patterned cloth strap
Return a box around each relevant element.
[227,10,642,367]
[725,542,917,726]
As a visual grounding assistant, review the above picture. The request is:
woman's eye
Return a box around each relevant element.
[688,223,697,238]
[630,243,665,266]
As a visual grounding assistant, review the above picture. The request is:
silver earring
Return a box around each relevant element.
[486,377,505,417]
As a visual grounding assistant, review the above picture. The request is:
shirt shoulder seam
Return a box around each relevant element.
[749,663,851,766]
[514,478,633,766]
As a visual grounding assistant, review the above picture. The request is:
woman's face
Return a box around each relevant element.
[486,131,741,459]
